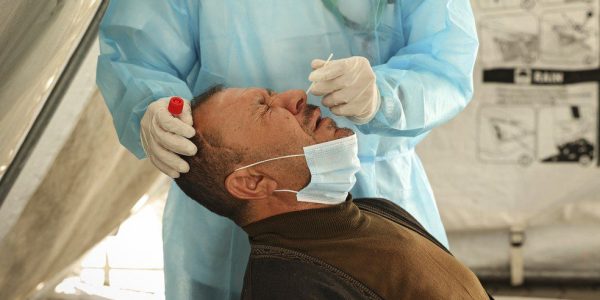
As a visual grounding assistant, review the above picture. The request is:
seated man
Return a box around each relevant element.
[175,85,490,300]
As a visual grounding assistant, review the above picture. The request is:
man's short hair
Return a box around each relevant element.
[175,85,249,224]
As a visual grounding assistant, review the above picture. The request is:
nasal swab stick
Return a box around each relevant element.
[306,53,334,94]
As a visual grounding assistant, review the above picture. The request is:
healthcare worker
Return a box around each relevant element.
[97,1,478,299]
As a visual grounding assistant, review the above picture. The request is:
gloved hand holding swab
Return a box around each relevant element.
[306,53,333,94]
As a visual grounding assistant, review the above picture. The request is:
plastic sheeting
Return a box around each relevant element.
[419,0,600,279]
[0,0,101,180]
[0,90,162,300]
[0,41,100,243]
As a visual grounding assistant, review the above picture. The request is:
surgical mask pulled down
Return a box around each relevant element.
[233,134,361,205]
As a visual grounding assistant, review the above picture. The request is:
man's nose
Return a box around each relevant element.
[272,90,307,115]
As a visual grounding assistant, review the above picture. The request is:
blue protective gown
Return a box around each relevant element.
[97,0,478,298]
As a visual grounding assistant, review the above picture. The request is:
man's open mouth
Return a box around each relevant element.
[315,116,323,129]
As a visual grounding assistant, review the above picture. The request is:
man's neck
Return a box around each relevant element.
[240,196,329,226]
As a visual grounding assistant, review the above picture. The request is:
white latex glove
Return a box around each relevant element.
[309,56,381,124]
[140,97,197,178]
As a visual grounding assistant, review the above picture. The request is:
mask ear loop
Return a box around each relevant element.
[233,154,306,194]
[234,154,304,171]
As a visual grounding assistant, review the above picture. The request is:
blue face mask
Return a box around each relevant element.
[234,134,361,204]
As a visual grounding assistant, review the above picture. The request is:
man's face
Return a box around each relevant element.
[194,87,354,190]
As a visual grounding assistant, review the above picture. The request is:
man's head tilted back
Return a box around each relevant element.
[175,85,354,226]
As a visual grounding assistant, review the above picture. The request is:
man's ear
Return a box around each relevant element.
[225,169,276,200]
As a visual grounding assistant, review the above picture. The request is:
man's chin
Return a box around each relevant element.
[321,116,354,140]
[313,127,354,144]
[333,127,355,139]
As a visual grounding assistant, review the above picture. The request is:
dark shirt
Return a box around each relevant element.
[242,197,489,300]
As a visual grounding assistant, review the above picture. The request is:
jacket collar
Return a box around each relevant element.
[243,196,367,240]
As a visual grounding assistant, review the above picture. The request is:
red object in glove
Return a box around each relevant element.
[168,97,184,116]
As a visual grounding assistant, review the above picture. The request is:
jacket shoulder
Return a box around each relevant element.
[242,245,382,300]
[353,197,451,254]
[353,197,424,228]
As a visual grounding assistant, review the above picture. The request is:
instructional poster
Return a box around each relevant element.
[420,0,600,231]
[478,0,600,167]
[417,0,600,276]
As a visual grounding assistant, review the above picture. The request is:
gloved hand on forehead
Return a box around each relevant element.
[140,97,197,178]
[308,56,381,124]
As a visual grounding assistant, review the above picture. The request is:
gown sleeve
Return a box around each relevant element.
[357,0,479,137]
[96,0,199,158]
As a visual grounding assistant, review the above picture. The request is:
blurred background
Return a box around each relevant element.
[0,0,598,299]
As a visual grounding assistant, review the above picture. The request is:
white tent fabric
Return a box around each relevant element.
[419,0,600,281]
[0,0,102,181]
